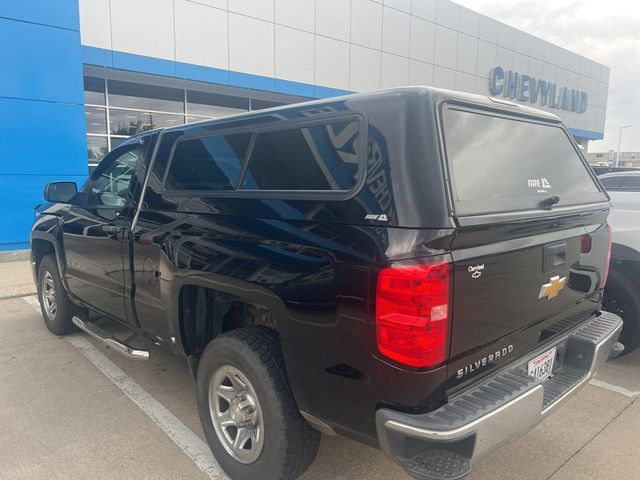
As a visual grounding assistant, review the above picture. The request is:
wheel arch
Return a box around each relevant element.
[31,228,70,292]
[610,242,640,292]
[168,272,324,417]
[31,237,55,271]
[171,273,291,361]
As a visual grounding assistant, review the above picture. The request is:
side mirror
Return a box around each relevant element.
[44,181,78,204]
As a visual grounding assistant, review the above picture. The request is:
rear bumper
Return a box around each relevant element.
[376,311,623,480]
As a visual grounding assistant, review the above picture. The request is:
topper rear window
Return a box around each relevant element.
[442,107,607,216]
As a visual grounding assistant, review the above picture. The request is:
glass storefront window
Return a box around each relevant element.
[110,137,127,149]
[187,116,209,123]
[109,109,184,136]
[82,75,301,173]
[85,107,107,135]
[109,80,184,113]
[87,136,108,163]
[84,77,105,105]
[251,99,285,110]
[187,90,248,117]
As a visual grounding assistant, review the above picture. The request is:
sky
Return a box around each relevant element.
[455,0,640,153]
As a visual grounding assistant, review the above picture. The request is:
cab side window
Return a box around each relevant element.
[89,145,143,208]
[599,176,623,190]
[239,120,360,192]
[622,176,640,190]
[165,132,251,191]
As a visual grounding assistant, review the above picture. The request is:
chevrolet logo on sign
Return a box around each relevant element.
[538,275,567,300]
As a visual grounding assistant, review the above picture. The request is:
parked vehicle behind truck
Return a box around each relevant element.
[31,87,622,480]
[598,171,640,353]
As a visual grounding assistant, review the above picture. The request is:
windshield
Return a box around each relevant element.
[444,108,607,216]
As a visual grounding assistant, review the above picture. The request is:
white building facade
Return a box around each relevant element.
[0,0,610,249]
[80,0,610,154]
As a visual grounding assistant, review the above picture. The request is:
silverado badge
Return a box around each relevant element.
[538,275,566,300]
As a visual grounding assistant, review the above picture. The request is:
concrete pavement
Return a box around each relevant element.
[1,260,638,480]
[0,257,36,299]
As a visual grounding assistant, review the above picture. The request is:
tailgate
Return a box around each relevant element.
[449,212,610,360]
[440,104,610,388]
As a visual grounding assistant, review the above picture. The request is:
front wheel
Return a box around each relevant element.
[196,327,320,480]
[603,269,640,355]
[37,254,81,335]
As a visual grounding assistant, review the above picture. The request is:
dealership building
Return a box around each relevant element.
[0,0,610,250]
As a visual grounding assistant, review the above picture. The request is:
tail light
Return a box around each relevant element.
[581,234,592,253]
[375,260,450,368]
[603,225,612,285]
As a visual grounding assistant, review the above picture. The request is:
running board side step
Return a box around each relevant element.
[72,316,150,361]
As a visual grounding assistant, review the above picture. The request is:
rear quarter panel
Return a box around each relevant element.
[607,190,640,255]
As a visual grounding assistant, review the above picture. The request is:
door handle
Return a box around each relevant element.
[102,225,122,235]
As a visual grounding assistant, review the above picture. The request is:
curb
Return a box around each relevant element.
[0,250,30,263]
[0,284,37,300]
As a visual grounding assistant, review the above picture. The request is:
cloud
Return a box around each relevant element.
[456,0,640,152]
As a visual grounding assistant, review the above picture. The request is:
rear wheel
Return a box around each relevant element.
[603,269,640,354]
[37,255,81,335]
[196,327,320,480]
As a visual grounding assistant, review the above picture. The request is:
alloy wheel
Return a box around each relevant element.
[209,365,265,464]
[41,271,57,321]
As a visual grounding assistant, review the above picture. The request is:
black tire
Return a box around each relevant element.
[603,269,640,355]
[37,254,81,335]
[196,326,320,480]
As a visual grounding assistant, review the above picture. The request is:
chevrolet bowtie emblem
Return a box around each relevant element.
[538,275,566,300]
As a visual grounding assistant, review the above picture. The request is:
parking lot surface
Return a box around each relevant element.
[1,259,639,480]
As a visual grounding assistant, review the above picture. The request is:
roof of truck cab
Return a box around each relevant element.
[161,86,562,133]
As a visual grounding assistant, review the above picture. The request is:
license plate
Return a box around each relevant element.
[527,347,556,381]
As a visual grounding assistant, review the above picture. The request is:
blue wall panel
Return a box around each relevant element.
[0,0,79,30]
[0,17,83,104]
[0,1,85,250]
[228,71,275,92]
[314,85,352,99]
[568,128,604,140]
[275,79,315,98]
[0,174,86,250]
[113,51,176,78]
[0,98,87,175]
[82,45,113,68]
[176,62,229,86]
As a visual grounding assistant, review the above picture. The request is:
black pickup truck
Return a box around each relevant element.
[31,87,622,480]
